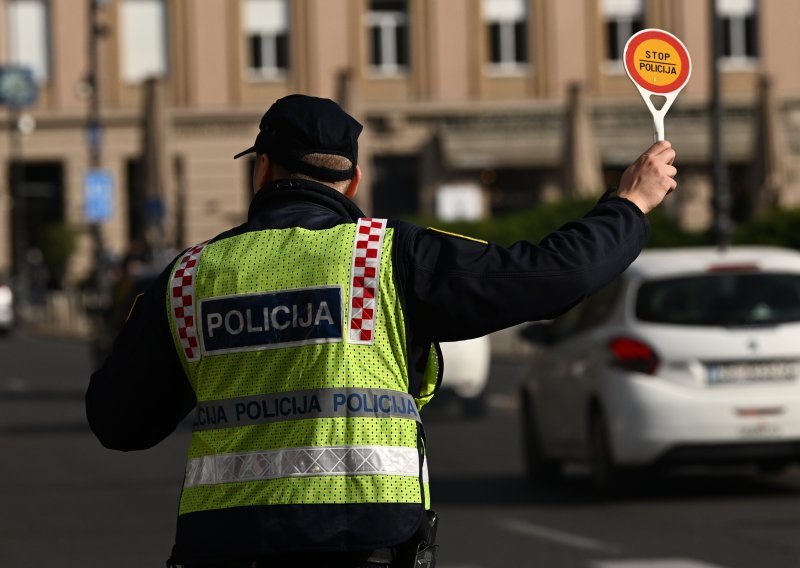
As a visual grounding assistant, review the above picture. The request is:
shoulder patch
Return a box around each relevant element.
[427,227,488,245]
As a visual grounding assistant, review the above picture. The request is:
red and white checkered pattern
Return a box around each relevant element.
[348,218,387,345]
[170,240,210,362]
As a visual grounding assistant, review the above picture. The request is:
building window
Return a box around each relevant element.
[367,0,409,76]
[482,0,528,73]
[120,0,168,84]
[717,0,758,66]
[243,0,290,79]
[7,0,50,83]
[602,0,644,69]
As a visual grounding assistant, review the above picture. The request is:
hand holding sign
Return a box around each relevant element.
[624,29,691,142]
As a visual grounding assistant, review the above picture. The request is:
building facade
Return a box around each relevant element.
[1,0,799,282]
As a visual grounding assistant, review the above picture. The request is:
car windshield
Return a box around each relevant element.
[636,272,800,326]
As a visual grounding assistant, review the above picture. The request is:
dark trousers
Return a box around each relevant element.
[181,563,388,568]
[182,564,388,568]
[180,550,385,568]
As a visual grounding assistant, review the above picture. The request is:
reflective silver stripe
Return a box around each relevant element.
[184,445,421,488]
[193,387,421,431]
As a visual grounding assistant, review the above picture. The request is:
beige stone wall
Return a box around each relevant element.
[50,0,89,111]
[427,0,471,102]
[2,0,800,279]
[761,1,800,96]
[172,119,252,245]
[184,0,232,108]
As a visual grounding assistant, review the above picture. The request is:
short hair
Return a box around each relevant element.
[272,153,354,191]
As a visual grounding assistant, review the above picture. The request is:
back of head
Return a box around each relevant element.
[234,94,363,187]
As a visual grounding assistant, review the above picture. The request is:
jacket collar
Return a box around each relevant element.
[248,178,367,222]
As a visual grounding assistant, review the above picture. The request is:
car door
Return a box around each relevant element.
[533,301,588,457]
[537,279,624,458]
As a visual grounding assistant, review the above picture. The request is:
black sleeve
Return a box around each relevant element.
[85,262,196,451]
[395,197,650,342]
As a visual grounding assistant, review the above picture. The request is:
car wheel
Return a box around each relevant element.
[588,407,631,495]
[520,387,561,484]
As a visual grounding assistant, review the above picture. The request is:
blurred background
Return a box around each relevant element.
[1,1,800,567]
[0,0,799,330]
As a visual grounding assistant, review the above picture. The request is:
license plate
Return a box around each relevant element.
[738,422,781,438]
[706,361,799,385]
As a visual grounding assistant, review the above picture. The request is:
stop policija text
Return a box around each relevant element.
[639,50,677,75]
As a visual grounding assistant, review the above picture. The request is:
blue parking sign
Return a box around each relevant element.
[84,170,114,222]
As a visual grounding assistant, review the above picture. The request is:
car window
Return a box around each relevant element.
[635,272,800,326]
[547,278,622,342]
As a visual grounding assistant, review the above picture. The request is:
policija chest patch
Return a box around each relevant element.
[199,285,343,355]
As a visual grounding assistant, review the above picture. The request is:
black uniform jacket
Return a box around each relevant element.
[86,178,649,564]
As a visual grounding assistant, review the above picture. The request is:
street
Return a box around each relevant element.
[1,331,800,567]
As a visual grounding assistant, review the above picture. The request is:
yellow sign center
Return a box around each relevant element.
[633,39,682,87]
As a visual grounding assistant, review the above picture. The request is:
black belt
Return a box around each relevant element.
[177,510,437,568]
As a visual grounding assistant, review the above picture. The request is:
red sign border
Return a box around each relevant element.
[625,29,691,94]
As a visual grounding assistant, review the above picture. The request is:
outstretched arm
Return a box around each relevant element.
[397,141,678,342]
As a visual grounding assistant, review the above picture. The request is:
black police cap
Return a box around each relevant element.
[233,94,363,183]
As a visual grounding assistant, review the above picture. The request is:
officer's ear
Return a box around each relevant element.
[253,153,271,194]
[344,165,361,199]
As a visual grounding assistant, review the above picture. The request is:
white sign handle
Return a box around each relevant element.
[632,85,680,142]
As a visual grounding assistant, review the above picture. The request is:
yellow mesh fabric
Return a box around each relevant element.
[184,226,408,401]
[415,344,440,410]
[179,475,422,515]
[167,224,428,515]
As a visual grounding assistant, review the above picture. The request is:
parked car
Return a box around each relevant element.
[438,336,492,418]
[0,273,14,335]
[518,246,800,492]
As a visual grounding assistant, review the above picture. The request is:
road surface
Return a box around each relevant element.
[1,331,799,567]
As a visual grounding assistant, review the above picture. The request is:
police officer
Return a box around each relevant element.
[86,94,677,567]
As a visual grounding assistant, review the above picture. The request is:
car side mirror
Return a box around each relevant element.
[518,322,554,345]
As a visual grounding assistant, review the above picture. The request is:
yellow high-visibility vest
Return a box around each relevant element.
[166,218,439,550]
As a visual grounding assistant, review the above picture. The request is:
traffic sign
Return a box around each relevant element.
[624,29,692,141]
[0,65,38,108]
[84,170,115,223]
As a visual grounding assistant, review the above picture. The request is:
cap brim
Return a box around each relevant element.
[233,146,256,160]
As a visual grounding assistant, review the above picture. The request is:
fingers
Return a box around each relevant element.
[667,175,678,191]
[643,141,677,182]
[615,140,678,213]
[664,161,678,192]
[648,140,673,156]
[645,140,676,165]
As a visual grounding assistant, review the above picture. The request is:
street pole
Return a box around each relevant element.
[709,0,732,249]
[8,108,27,296]
[89,0,101,170]
[87,0,107,295]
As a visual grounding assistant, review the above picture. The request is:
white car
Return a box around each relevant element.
[0,274,14,335]
[439,335,491,418]
[518,246,800,491]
